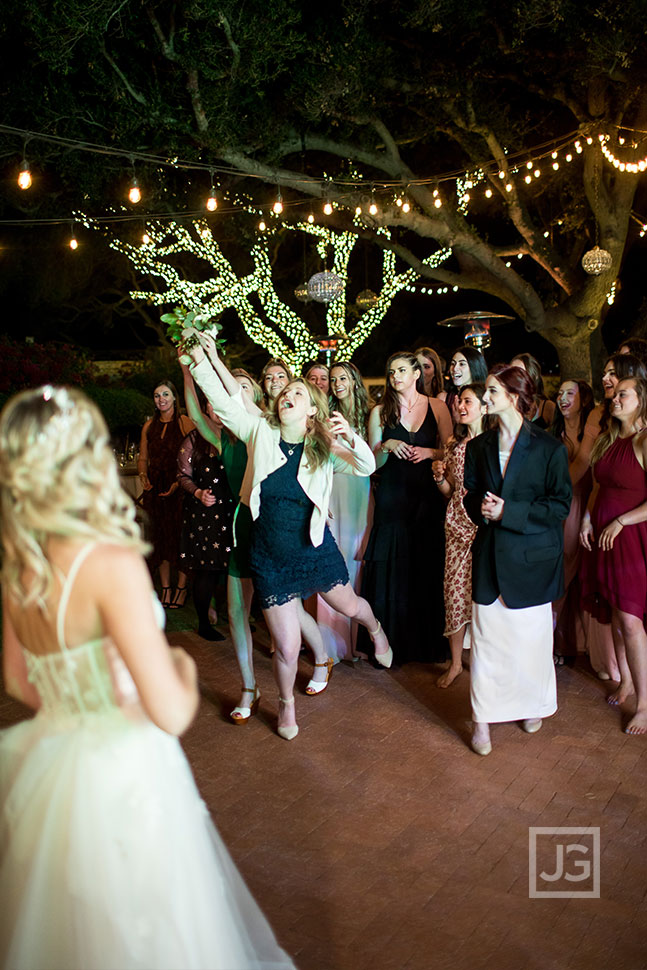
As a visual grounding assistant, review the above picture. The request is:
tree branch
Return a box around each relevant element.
[186,69,209,133]
[146,4,178,62]
[101,45,147,106]
[218,12,241,78]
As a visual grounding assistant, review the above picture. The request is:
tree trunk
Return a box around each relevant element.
[542,306,597,383]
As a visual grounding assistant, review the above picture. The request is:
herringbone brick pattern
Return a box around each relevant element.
[2,624,646,970]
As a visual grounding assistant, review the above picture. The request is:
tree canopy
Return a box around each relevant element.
[3,0,647,375]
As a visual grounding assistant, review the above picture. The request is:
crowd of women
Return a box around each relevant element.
[3,335,647,967]
[132,334,647,748]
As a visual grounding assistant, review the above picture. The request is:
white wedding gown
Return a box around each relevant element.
[0,545,296,970]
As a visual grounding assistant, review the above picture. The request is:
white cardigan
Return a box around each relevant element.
[191,357,376,547]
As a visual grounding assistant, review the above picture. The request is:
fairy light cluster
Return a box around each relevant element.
[83,204,452,369]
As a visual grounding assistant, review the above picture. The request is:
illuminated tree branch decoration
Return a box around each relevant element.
[99,216,451,372]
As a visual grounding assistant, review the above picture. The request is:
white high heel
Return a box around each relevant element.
[277,697,299,740]
[369,620,393,668]
[230,686,260,725]
[305,658,334,695]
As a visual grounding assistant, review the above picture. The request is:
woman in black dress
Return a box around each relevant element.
[177,405,234,641]
[359,351,453,664]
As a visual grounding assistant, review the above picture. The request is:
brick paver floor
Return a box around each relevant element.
[2,623,646,970]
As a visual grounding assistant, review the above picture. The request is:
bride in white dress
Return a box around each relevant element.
[0,385,296,970]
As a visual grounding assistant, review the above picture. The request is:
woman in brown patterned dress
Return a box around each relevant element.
[138,381,194,607]
[432,383,488,687]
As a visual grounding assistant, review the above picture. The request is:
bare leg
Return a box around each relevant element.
[615,609,647,734]
[263,600,302,732]
[228,576,255,714]
[608,614,635,706]
[296,600,329,685]
[319,583,390,660]
[159,560,172,605]
[437,627,466,688]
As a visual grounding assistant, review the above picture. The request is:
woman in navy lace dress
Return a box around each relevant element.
[188,337,392,741]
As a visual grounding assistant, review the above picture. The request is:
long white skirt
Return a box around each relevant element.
[470,598,557,724]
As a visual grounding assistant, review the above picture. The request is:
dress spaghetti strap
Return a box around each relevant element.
[55,543,96,652]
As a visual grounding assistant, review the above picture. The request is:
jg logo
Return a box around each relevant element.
[529,827,600,898]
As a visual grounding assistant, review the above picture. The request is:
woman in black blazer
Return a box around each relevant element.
[463,364,572,755]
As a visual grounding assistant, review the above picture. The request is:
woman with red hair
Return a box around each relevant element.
[463,364,572,755]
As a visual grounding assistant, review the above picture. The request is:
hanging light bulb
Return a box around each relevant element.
[307,213,315,223]
[18,160,31,190]
[369,200,378,215]
[69,226,78,250]
[402,200,411,213]
[396,197,403,207]
[128,177,141,204]
[258,220,266,231]
[272,187,283,214]
[142,232,151,245]
[323,201,333,215]
[485,188,493,198]
[206,171,217,211]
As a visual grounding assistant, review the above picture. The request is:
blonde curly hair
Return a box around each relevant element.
[0,385,147,607]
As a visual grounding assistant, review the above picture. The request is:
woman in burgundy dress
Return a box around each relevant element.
[580,377,647,734]
[138,381,194,607]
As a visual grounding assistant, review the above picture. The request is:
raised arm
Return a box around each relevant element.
[181,361,221,450]
[187,343,261,443]
[202,334,262,417]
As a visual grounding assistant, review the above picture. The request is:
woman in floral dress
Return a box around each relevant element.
[433,383,488,687]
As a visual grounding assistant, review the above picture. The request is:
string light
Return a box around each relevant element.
[206,170,218,211]
[599,134,647,174]
[18,158,31,190]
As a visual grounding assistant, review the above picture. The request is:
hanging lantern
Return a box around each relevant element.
[307,271,344,303]
[581,246,612,275]
[294,282,310,302]
[356,289,379,311]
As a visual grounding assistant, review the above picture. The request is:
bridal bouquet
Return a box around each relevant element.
[161,307,225,364]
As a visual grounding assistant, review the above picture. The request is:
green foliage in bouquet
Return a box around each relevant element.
[161,307,226,364]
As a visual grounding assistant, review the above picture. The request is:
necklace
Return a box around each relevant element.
[282,438,303,456]
[402,394,420,413]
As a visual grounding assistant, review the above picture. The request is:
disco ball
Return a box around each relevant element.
[307,271,344,303]
[581,246,612,276]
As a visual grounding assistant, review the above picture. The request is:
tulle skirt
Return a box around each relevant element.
[0,710,295,970]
